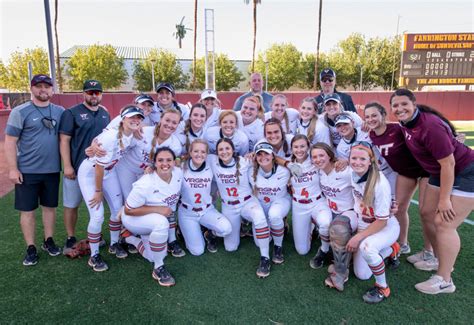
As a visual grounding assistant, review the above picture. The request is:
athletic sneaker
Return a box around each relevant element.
[240,221,253,238]
[23,245,39,266]
[119,229,138,254]
[63,236,77,255]
[363,285,391,304]
[152,265,176,287]
[399,243,411,255]
[98,236,106,248]
[256,256,271,278]
[407,249,434,264]
[88,254,109,272]
[414,257,439,271]
[168,241,186,257]
[415,275,456,294]
[310,247,329,269]
[272,245,284,264]
[41,237,61,256]
[204,230,218,253]
[108,243,128,259]
[387,242,401,269]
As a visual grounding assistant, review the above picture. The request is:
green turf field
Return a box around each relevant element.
[1,191,473,323]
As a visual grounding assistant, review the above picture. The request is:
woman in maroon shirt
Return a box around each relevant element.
[364,102,432,264]
[390,89,474,295]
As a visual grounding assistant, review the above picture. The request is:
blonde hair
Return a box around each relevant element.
[350,145,380,207]
[149,108,181,162]
[243,96,265,121]
[300,97,319,143]
[271,94,290,133]
[182,139,209,170]
[218,110,238,126]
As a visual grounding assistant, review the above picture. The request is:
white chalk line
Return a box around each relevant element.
[410,199,474,225]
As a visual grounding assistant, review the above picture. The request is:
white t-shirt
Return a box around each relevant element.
[319,166,354,214]
[249,164,290,207]
[125,167,183,212]
[264,108,299,134]
[296,117,332,146]
[204,126,250,156]
[290,157,323,201]
[180,158,214,209]
[351,171,392,231]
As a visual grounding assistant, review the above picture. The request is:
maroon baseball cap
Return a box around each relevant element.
[31,74,53,87]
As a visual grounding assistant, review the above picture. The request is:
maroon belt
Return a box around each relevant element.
[362,216,375,224]
[227,195,251,206]
[181,203,211,212]
[293,194,322,204]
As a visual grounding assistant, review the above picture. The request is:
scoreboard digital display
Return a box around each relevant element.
[399,33,474,88]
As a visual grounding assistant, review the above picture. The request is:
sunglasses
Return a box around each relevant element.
[321,78,334,83]
[351,140,372,149]
[42,117,57,130]
[85,90,102,96]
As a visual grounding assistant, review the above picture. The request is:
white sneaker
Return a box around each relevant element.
[414,257,439,271]
[415,275,456,294]
[407,249,434,264]
[399,243,411,255]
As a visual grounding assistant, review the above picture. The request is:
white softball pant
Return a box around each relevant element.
[261,197,291,247]
[115,160,144,199]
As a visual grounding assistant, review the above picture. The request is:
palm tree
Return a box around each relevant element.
[54,0,62,92]
[245,0,261,73]
[313,0,323,91]
[192,0,198,90]
[174,16,192,49]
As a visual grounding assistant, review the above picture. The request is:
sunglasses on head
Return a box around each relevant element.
[85,90,101,96]
[321,78,334,83]
[351,140,372,149]
[42,117,57,130]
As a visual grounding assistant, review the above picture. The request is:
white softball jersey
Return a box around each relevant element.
[180,158,214,210]
[236,112,264,152]
[290,157,323,202]
[295,117,332,146]
[249,165,291,207]
[319,167,354,214]
[264,108,299,135]
[204,126,250,156]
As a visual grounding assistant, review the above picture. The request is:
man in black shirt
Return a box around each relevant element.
[59,80,110,253]
[315,68,357,114]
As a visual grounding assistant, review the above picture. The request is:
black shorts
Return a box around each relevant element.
[14,173,60,211]
[428,162,474,194]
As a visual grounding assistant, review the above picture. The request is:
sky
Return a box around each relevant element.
[0,0,472,63]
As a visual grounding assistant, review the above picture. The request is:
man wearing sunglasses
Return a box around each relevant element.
[58,79,111,254]
[315,68,356,114]
[4,74,65,266]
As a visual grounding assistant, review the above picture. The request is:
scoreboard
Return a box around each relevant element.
[399,33,474,89]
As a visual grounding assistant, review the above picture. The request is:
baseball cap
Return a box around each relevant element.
[156,82,175,95]
[134,94,155,105]
[320,68,336,80]
[323,93,342,105]
[255,142,274,155]
[334,113,353,126]
[200,89,217,100]
[83,80,103,92]
[31,74,53,87]
[121,106,145,119]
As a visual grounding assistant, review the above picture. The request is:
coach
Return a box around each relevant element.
[233,72,273,112]
[5,74,65,266]
[315,68,357,114]
[59,80,110,253]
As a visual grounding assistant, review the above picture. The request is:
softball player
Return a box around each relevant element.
[176,103,208,153]
[210,138,271,278]
[346,141,400,304]
[255,118,293,159]
[296,97,331,146]
[199,89,222,129]
[288,136,332,259]
[310,142,358,290]
[264,94,299,134]
[178,139,232,255]
[121,147,182,286]
[155,82,190,121]
[321,94,362,146]
[249,142,291,264]
[77,105,144,272]
[236,96,265,151]
[107,94,156,129]
[204,110,249,156]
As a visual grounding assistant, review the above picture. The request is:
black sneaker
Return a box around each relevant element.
[272,245,284,264]
[126,244,138,254]
[99,236,106,248]
[240,221,253,238]
[108,243,128,259]
[168,241,186,257]
[88,254,109,272]
[362,285,390,304]
[152,265,176,287]
[63,236,77,255]
[23,245,39,266]
[256,256,271,278]
[204,230,218,253]
[309,247,329,269]
[42,237,61,256]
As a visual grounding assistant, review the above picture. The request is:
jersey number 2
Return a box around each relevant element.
[194,193,202,204]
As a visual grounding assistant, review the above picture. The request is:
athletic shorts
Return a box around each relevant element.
[429,162,474,197]
[63,176,83,208]
[14,173,60,211]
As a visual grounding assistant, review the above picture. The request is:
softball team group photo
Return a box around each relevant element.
[5,70,474,305]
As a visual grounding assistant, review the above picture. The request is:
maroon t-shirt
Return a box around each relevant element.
[370,123,428,179]
[400,111,474,177]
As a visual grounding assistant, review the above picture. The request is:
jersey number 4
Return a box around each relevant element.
[226,187,238,197]
[301,188,309,198]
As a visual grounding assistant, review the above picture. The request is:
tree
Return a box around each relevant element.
[193,54,244,91]
[299,53,331,90]
[254,43,302,91]
[0,48,49,91]
[65,44,127,91]
[0,60,8,88]
[174,16,192,49]
[54,0,63,92]
[245,0,262,72]
[133,49,188,92]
